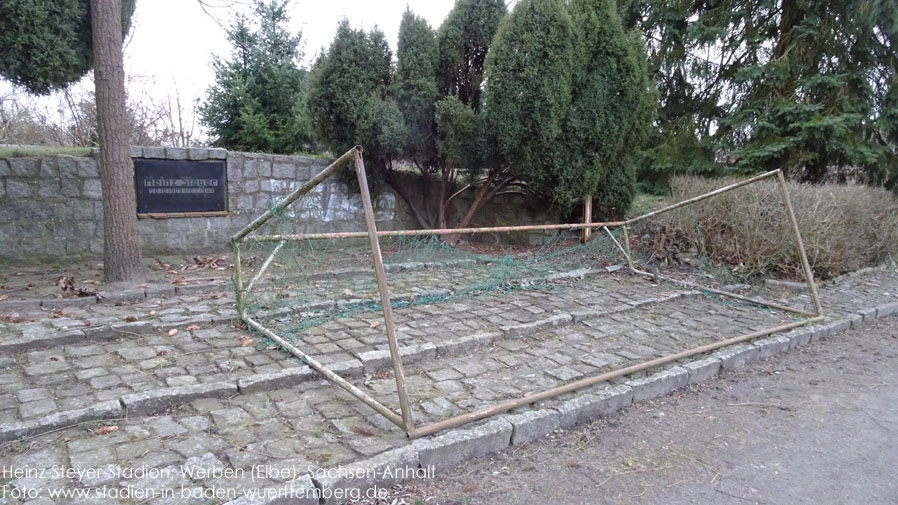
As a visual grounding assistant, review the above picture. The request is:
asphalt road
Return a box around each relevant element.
[396,316,898,505]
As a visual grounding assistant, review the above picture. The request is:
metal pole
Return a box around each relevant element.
[625,169,782,225]
[233,243,245,318]
[603,226,631,265]
[622,225,636,271]
[243,316,405,429]
[246,220,628,243]
[408,316,821,438]
[583,196,593,243]
[353,148,415,433]
[630,267,816,317]
[230,147,358,244]
[776,171,824,317]
[245,240,286,292]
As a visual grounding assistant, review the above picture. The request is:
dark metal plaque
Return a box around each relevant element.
[134,159,227,216]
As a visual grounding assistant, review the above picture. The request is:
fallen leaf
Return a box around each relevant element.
[343,289,354,297]
[167,328,178,336]
[241,339,254,347]
[137,283,147,289]
[149,310,156,316]
[94,426,119,435]
[186,324,200,331]
[238,335,249,340]
[49,356,61,362]
[156,350,168,357]
[369,321,381,329]
[0,294,7,301]
[125,315,138,322]
[363,293,373,299]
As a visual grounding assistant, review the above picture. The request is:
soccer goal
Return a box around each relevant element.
[230,146,823,438]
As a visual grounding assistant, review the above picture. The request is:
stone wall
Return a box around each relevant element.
[0,147,415,261]
[0,147,563,261]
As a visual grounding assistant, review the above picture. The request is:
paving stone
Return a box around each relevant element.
[117,346,159,360]
[627,366,689,404]
[211,407,253,428]
[682,356,721,385]
[89,374,123,389]
[165,375,198,387]
[501,313,572,338]
[545,366,583,382]
[15,387,51,402]
[178,415,211,433]
[754,335,792,359]
[555,384,634,428]
[147,416,189,438]
[19,399,57,418]
[237,366,315,394]
[713,343,761,371]
[315,446,418,505]
[414,419,512,471]
[122,382,237,416]
[23,360,70,376]
[504,409,561,445]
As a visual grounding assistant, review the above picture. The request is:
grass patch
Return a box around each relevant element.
[645,175,898,279]
[627,192,672,219]
[0,146,92,158]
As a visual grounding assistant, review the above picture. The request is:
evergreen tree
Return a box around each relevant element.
[305,20,404,179]
[0,0,141,282]
[394,9,439,169]
[436,0,506,111]
[565,0,655,217]
[484,0,576,205]
[620,0,898,190]
[199,0,308,154]
[0,0,134,94]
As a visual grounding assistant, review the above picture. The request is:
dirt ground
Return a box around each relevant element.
[375,316,898,505]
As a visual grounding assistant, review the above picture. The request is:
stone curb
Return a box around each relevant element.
[0,400,122,442]
[248,300,898,505]
[121,381,237,417]
[4,294,895,481]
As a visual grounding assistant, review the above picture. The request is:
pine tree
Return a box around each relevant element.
[620,0,898,190]
[199,0,308,154]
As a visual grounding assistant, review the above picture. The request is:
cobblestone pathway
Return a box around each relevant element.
[0,265,896,504]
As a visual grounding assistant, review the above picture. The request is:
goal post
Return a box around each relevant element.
[230,146,823,438]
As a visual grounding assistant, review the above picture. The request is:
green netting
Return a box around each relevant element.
[235,177,813,350]
[238,225,627,339]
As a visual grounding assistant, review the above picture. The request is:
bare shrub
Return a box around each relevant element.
[648,176,898,279]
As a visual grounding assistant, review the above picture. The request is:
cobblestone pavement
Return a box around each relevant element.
[0,264,896,504]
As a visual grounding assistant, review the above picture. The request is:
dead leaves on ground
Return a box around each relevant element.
[154,256,232,276]
[55,276,104,300]
[0,314,32,323]
[93,425,119,436]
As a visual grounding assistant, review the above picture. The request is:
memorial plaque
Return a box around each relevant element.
[134,159,228,217]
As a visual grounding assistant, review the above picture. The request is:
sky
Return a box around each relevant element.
[124,0,457,124]
[4,0,459,141]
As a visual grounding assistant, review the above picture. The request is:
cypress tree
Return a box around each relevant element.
[305,20,405,179]
[394,9,439,169]
[485,0,575,186]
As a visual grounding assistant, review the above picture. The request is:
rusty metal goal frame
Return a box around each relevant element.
[230,145,824,439]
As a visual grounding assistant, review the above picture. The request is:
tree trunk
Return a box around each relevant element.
[91,0,142,282]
